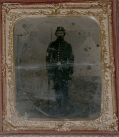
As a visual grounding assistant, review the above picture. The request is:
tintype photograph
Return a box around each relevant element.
[15,17,101,119]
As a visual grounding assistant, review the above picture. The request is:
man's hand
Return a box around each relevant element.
[57,62,61,65]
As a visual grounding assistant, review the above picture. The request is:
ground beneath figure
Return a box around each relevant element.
[16,77,101,119]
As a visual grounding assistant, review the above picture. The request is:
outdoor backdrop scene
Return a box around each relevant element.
[14,17,102,119]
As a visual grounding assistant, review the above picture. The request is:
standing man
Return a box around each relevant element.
[46,27,74,113]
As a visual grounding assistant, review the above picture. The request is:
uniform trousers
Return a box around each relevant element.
[53,68,69,110]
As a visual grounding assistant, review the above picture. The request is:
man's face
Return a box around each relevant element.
[56,31,65,39]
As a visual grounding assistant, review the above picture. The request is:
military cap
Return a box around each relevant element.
[55,27,66,36]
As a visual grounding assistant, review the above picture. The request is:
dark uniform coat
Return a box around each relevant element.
[46,38,74,109]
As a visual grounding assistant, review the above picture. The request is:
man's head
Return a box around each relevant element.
[55,27,66,40]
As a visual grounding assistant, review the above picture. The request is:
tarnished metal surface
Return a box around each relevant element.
[15,17,101,119]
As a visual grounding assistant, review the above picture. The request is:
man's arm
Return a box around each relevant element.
[46,43,52,70]
[67,44,74,74]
